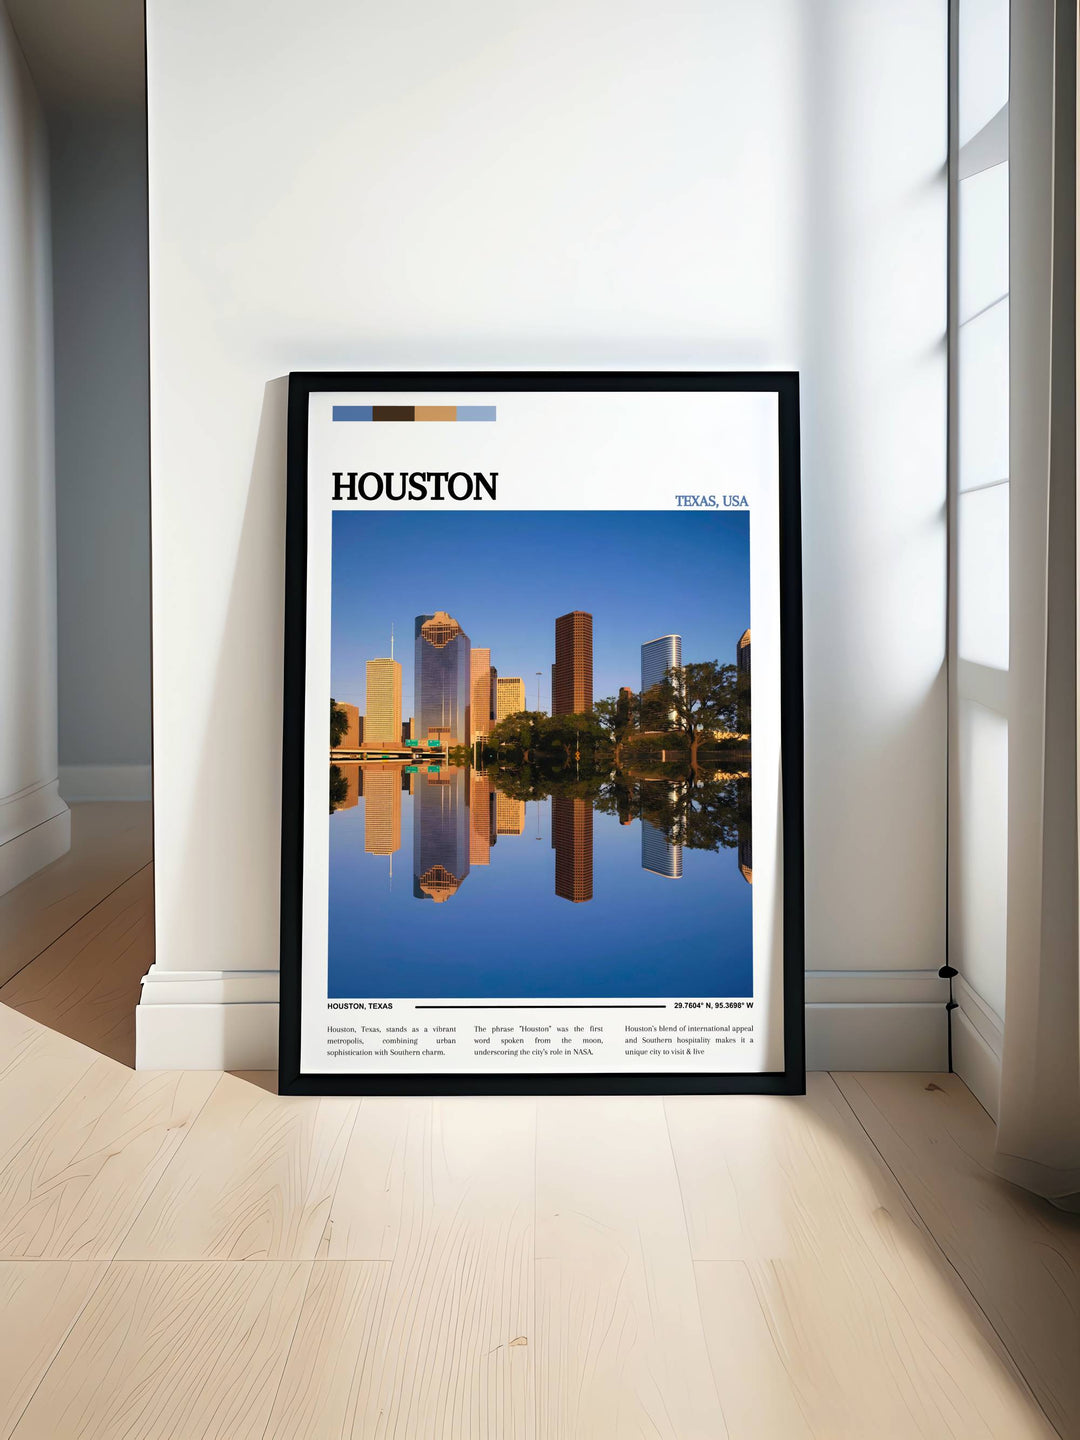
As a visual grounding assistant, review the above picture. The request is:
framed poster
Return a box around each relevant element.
[279,372,803,1095]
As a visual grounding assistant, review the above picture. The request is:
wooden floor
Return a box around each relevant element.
[0,804,1077,1439]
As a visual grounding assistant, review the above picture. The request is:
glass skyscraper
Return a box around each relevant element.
[640,633,682,694]
[415,612,471,745]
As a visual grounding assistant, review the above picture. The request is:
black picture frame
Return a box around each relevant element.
[279,371,804,1096]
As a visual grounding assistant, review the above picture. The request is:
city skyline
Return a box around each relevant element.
[331,511,750,719]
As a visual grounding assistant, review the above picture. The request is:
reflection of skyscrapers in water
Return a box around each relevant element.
[363,765,401,855]
[496,792,526,835]
[553,611,593,715]
[738,834,752,883]
[330,762,362,812]
[413,767,470,902]
[468,770,496,865]
[496,677,526,722]
[641,818,683,879]
[469,647,492,744]
[365,659,402,745]
[415,612,470,745]
[552,795,593,902]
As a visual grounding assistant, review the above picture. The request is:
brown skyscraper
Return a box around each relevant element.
[553,611,593,715]
[469,647,492,745]
[332,702,361,751]
[552,794,593,903]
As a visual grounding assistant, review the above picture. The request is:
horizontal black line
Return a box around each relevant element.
[413,1004,668,1010]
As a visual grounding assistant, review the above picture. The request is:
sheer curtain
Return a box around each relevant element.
[993,0,1080,1209]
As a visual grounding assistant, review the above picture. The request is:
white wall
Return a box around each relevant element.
[51,109,152,802]
[0,0,69,901]
[141,0,948,1069]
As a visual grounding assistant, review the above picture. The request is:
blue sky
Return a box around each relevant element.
[330,510,750,716]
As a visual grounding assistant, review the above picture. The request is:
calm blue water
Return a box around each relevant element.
[327,765,752,999]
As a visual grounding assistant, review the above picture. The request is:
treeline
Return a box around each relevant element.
[483,659,749,769]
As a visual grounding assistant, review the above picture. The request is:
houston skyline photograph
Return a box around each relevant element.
[331,511,749,720]
[328,509,754,1002]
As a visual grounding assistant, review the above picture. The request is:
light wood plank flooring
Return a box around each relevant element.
[0,803,1076,1438]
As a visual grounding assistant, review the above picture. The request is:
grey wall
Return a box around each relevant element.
[51,107,151,781]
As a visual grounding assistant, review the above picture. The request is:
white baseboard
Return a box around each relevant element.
[0,779,71,896]
[136,999,278,1070]
[135,966,951,1074]
[59,764,152,803]
[952,977,1002,1118]
[806,1002,948,1070]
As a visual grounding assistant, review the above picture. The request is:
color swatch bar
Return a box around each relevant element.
[332,404,496,422]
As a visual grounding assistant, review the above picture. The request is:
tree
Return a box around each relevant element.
[329,763,349,812]
[330,699,349,749]
[641,661,740,770]
[592,693,638,766]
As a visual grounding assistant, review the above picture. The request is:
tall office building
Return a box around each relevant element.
[469,647,492,744]
[736,628,751,737]
[641,634,681,694]
[415,612,470,745]
[331,702,361,751]
[641,634,681,729]
[365,658,402,746]
[496,676,526,722]
[468,770,496,864]
[413,767,470,901]
[495,792,526,835]
[552,795,593,902]
[553,611,593,715]
[363,764,402,855]
[641,819,683,879]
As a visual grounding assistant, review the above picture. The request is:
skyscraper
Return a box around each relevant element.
[552,795,593,902]
[331,702,361,751]
[553,611,593,715]
[413,767,470,902]
[736,629,751,737]
[365,659,402,746]
[363,764,402,855]
[496,676,526,722]
[469,647,492,745]
[641,634,682,729]
[415,612,470,745]
[640,634,682,695]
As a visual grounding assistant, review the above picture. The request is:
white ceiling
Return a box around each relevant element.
[6,0,144,109]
